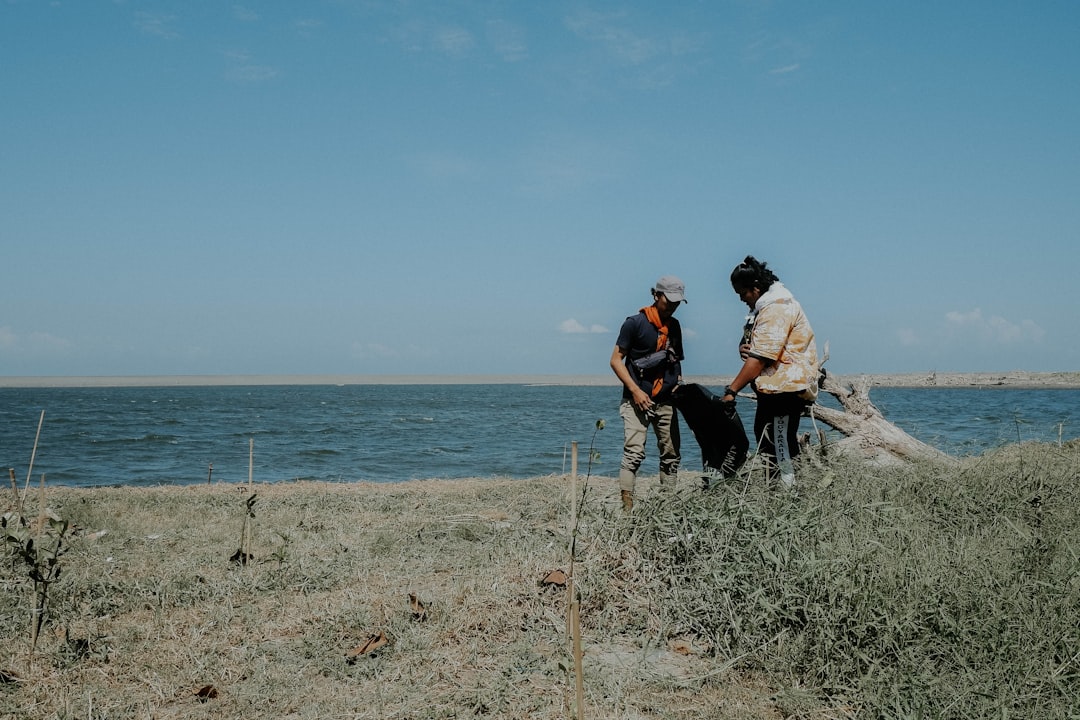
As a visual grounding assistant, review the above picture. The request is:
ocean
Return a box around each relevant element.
[1,383,1077,488]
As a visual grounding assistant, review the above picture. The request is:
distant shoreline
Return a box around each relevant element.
[1,371,1079,389]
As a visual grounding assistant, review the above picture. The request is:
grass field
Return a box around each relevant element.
[3,438,1079,719]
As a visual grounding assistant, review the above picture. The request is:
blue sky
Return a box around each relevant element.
[2,1,1078,378]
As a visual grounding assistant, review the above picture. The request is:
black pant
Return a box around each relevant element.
[754,391,808,473]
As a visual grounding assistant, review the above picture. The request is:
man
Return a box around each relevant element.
[609,275,686,512]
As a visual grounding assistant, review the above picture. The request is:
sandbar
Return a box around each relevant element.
[1,371,1079,389]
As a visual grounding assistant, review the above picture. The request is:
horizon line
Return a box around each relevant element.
[1,370,1075,389]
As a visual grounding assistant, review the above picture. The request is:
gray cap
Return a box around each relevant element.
[654,275,687,303]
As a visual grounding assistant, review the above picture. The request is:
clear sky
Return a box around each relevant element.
[3,1,1078,378]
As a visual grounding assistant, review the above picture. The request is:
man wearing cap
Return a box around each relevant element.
[609,276,686,512]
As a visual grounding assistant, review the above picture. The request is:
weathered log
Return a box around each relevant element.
[808,374,954,465]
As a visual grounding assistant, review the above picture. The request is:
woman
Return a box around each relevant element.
[720,256,818,487]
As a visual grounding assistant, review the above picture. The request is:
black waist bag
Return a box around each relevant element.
[672,383,749,478]
[631,347,673,373]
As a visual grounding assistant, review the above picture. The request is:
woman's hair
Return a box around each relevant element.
[730,255,779,292]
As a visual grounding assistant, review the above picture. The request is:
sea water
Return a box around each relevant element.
[0,384,1076,488]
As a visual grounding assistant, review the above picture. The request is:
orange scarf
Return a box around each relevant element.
[641,305,669,397]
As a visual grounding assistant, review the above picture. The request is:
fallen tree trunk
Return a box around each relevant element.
[808,374,954,465]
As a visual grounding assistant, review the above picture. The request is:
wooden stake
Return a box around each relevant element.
[8,468,17,510]
[36,474,46,539]
[571,596,585,720]
[18,410,45,515]
[248,438,254,486]
[567,441,578,644]
[567,440,585,720]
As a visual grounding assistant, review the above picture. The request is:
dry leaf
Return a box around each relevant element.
[408,593,427,621]
[670,640,694,655]
[346,631,390,663]
[540,569,567,587]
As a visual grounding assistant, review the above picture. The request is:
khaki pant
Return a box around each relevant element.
[618,399,680,493]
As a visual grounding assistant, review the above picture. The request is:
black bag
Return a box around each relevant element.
[632,347,673,373]
[672,383,749,480]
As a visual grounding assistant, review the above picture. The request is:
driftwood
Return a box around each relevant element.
[807,374,954,465]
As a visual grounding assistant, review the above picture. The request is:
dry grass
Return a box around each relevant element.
[5,439,1079,719]
[1,473,785,720]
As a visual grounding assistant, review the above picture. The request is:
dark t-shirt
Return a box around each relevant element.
[616,311,684,401]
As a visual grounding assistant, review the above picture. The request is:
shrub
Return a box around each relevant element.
[613,443,1080,717]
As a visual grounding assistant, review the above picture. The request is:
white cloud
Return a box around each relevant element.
[0,326,17,349]
[944,308,1044,344]
[434,25,474,56]
[559,319,608,334]
[223,50,278,83]
[896,328,919,346]
[295,18,324,35]
[0,327,71,355]
[233,5,259,22]
[27,332,70,351]
[134,12,179,39]
[351,342,397,359]
[770,63,800,75]
[565,10,659,66]
[410,151,482,181]
[487,19,527,62]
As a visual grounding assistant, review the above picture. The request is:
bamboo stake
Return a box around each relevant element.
[18,410,45,515]
[241,439,255,563]
[567,441,578,643]
[567,440,585,720]
[571,597,585,720]
[36,474,46,540]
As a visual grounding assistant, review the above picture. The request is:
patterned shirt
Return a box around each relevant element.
[745,283,819,401]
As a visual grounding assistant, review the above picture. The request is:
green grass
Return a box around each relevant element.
[613,440,1080,718]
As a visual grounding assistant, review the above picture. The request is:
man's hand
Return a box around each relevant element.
[631,387,653,413]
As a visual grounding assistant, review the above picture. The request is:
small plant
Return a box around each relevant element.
[230,493,258,565]
[269,530,291,567]
[587,419,604,469]
[2,507,70,664]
